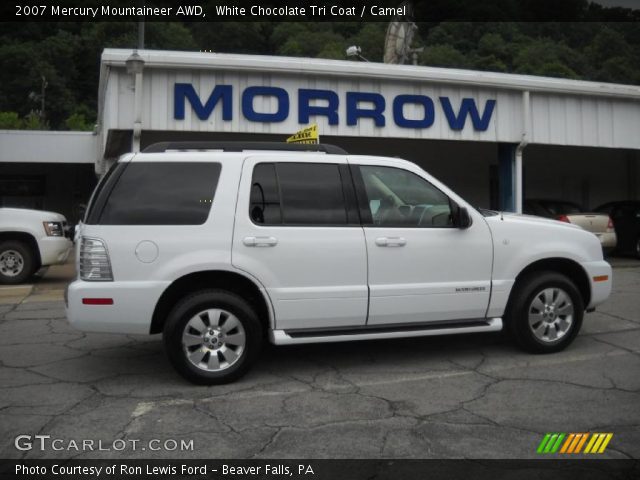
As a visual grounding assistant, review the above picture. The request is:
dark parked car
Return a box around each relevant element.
[594,201,640,258]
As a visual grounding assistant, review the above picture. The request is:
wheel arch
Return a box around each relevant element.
[511,257,591,309]
[0,231,42,269]
[150,270,272,335]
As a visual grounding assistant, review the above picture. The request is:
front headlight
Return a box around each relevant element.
[43,221,64,237]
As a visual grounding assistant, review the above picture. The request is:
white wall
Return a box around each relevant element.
[0,130,96,164]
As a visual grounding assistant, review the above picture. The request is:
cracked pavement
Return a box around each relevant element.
[1,260,639,459]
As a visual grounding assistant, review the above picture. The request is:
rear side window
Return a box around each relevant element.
[98,162,221,225]
[250,162,349,226]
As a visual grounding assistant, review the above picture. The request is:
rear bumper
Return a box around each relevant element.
[595,232,617,249]
[581,260,612,309]
[66,280,170,334]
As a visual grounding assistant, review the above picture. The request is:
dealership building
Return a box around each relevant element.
[1,48,640,222]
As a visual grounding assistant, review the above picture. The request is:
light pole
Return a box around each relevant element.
[126,51,145,153]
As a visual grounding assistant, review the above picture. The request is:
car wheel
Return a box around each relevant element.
[636,236,640,260]
[506,271,584,353]
[0,240,36,285]
[163,289,262,385]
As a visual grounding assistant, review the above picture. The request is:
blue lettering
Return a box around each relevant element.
[174,83,232,120]
[346,92,385,127]
[393,95,435,129]
[298,89,339,125]
[242,86,289,122]
[439,97,496,131]
[173,83,497,132]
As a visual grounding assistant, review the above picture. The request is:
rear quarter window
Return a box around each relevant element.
[97,162,221,225]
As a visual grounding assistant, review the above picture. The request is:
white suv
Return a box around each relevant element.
[0,208,73,284]
[66,142,612,384]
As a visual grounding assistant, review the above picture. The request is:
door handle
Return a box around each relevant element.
[243,236,278,247]
[375,237,406,247]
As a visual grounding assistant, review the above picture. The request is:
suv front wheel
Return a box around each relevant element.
[163,290,262,384]
[506,271,584,353]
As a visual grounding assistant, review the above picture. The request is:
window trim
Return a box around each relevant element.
[248,161,361,228]
[353,164,457,229]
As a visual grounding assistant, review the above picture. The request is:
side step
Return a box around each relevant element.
[270,318,503,345]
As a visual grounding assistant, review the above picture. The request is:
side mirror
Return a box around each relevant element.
[454,206,472,229]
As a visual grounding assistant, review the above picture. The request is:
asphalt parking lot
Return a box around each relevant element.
[1,258,639,460]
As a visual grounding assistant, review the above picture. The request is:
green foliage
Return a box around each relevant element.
[420,45,469,68]
[65,113,94,131]
[0,17,638,131]
[0,111,22,129]
[0,111,48,130]
[22,111,49,130]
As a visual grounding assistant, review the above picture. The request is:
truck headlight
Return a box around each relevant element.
[43,221,64,237]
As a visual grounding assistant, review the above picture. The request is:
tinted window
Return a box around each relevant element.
[249,163,347,226]
[359,165,453,227]
[250,163,282,224]
[85,162,125,224]
[99,162,221,225]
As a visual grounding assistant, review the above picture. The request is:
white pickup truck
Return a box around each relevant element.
[0,208,73,284]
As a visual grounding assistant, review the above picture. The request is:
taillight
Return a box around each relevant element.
[79,237,113,281]
[607,217,615,232]
[556,215,571,223]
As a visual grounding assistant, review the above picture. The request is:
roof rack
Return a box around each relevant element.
[142,142,347,155]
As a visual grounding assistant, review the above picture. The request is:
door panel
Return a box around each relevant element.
[232,156,368,330]
[354,162,493,325]
[365,226,493,324]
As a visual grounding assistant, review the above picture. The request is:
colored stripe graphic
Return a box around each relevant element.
[537,433,612,454]
[597,434,613,453]
[574,433,589,453]
[560,433,575,453]
[537,433,552,453]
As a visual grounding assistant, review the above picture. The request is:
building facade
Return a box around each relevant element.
[2,48,640,221]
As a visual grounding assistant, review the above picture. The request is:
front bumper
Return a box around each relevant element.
[39,237,73,265]
[66,279,170,335]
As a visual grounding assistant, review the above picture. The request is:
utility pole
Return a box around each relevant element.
[40,75,48,122]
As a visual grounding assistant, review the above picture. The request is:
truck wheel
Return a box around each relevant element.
[506,272,584,353]
[0,240,35,285]
[163,289,262,385]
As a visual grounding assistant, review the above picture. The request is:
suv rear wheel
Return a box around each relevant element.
[0,240,36,285]
[163,289,262,384]
[506,271,584,353]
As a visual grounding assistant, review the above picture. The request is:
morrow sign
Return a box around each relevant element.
[174,83,496,131]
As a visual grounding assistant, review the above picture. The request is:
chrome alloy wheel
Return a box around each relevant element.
[528,287,574,343]
[0,249,25,277]
[182,308,246,372]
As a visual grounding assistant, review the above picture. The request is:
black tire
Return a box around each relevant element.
[635,236,640,260]
[163,289,262,385]
[0,240,36,285]
[506,271,584,354]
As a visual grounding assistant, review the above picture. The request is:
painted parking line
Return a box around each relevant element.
[0,285,33,305]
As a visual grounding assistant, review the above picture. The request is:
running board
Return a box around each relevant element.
[270,318,503,345]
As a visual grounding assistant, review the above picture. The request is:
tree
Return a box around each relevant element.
[420,45,469,68]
